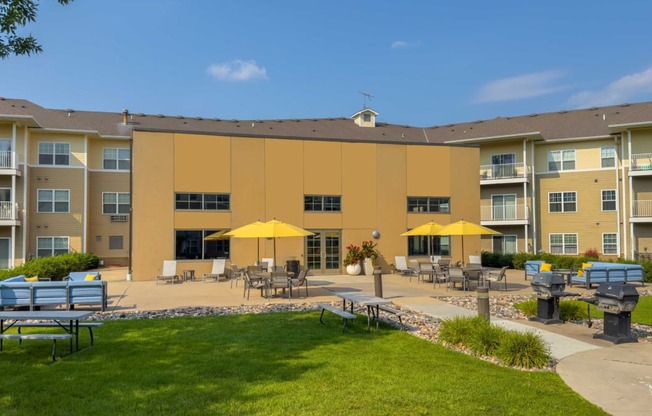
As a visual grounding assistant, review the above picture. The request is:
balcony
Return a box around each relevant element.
[629,152,652,177]
[0,151,21,176]
[480,162,529,185]
[631,199,652,222]
[480,204,530,226]
[0,202,21,226]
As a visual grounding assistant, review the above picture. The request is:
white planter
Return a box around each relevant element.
[346,263,362,275]
[363,258,374,275]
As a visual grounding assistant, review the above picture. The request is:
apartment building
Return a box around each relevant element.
[3,97,652,280]
[0,99,479,280]
[441,103,652,260]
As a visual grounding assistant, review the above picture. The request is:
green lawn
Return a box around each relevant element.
[0,311,605,415]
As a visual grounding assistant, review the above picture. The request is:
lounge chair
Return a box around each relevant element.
[203,259,227,282]
[394,256,416,279]
[156,260,181,285]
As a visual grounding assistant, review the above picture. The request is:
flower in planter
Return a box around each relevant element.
[343,244,364,266]
[361,240,380,263]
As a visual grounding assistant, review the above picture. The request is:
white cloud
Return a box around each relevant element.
[474,70,568,103]
[391,40,415,49]
[206,59,268,81]
[568,67,652,108]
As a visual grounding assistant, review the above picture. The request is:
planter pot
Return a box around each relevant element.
[363,258,374,275]
[346,263,362,276]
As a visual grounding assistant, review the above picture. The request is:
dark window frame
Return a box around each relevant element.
[304,195,341,212]
[407,196,450,213]
[175,193,230,211]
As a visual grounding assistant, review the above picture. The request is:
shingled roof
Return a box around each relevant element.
[2,97,652,145]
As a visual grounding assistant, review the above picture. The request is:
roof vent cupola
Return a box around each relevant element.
[351,108,379,128]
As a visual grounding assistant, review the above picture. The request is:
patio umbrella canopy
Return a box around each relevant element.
[225,220,314,265]
[203,230,230,241]
[400,221,444,256]
[434,220,501,266]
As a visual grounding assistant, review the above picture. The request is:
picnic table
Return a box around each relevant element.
[0,310,97,360]
[334,292,391,331]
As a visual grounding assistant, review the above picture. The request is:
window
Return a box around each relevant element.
[175,230,229,259]
[603,233,617,255]
[549,233,578,254]
[38,142,69,166]
[407,197,450,213]
[175,193,230,211]
[304,195,341,212]
[549,191,576,213]
[491,154,516,178]
[103,148,130,170]
[109,236,124,250]
[363,113,371,122]
[37,189,69,213]
[407,235,449,256]
[548,150,575,171]
[492,235,517,254]
[37,236,69,257]
[601,147,616,168]
[602,190,616,211]
[103,192,130,214]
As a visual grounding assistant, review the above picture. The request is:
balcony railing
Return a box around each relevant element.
[479,162,528,180]
[0,151,16,169]
[632,199,652,217]
[0,202,19,220]
[630,152,652,172]
[480,204,529,222]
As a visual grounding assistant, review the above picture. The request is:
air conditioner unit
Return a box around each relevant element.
[110,215,128,222]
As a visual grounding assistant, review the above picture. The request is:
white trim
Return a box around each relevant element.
[444,131,540,144]
[11,123,16,268]
[83,135,88,253]
[600,146,616,168]
[87,168,130,173]
[600,189,617,212]
[548,191,577,213]
[36,189,70,213]
[608,121,652,129]
[628,130,634,259]
[530,140,537,253]
[37,141,71,167]
[26,163,84,169]
[35,236,70,257]
[537,134,613,143]
[535,167,614,176]
[102,192,131,215]
[602,232,618,255]
[22,127,27,264]
[549,232,578,255]
[102,147,130,171]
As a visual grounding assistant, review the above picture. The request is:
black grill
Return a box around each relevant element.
[580,282,639,344]
[529,273,578,325]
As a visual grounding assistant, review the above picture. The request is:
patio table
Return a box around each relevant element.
[334,292,391,331]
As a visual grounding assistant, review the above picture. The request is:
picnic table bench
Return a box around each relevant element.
[318,303,356,332]
[0,333,72,361]
[13,322,104,346]
[375,305,407,328]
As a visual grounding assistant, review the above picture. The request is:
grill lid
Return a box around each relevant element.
[595,282,640,301]
[531,273,565,288]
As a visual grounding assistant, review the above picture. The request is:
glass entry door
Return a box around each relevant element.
[491,194,516,220]
[0,238,9,269]
[306,230,341,274]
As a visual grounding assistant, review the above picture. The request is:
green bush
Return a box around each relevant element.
[514,299,589,322]
[439,316,487,346]
[496,331,551,369]
[468,322,506,356]
[0,253,100,281]
[481,251,514,268]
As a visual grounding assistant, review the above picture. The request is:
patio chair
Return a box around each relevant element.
[229,264,245,288]
[247,265,264,274]
[469,255,481,265]
[408,259,421,282]
[269,271,290,297]
[448,267,468,291]
[394,256,416,279]
[260,257,274,271]
[418,262,435,283]
[203,259,227,282]
[432,264,448,288]
[486,266,508,291]
[437,258,451,274]
[243,271,267,300]
[289,269,309,298]
[465,268,483,290]
[156,260,181,285]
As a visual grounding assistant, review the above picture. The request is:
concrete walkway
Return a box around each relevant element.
[100,267,651,415]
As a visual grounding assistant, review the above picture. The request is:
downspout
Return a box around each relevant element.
[523,139,528,253]
[626,130,633,259]
[83,135,88,253]
[126,110,133,281]
[22,126,27,264]
[614,134,622,258]
[530,140,537,253]
[10,123,16,267]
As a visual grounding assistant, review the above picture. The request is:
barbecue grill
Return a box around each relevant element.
[529,273,578,324]
[580,282,639,344]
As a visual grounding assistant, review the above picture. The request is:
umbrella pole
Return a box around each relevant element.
[273,238,277,270]
[257,238,260,265]
[461,236,465,267]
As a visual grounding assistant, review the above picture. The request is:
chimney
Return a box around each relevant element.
[122,109,129,125]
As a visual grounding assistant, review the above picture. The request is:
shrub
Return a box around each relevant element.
[0,253,100,281]
[583,248,599,259]
[513,299,537,317]
[496,331,551,369]
[514,299,589,322]
[481,251,514,268]
[439,316,486,346]
[468,322,506,356]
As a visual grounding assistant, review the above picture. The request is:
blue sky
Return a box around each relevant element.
[2,0,652,126]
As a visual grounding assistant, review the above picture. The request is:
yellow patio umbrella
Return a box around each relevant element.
[225,221,266,262]
[434,220,501,266]
[225,219,314,266]
[400,221,444,256]
[203,230,230,241]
